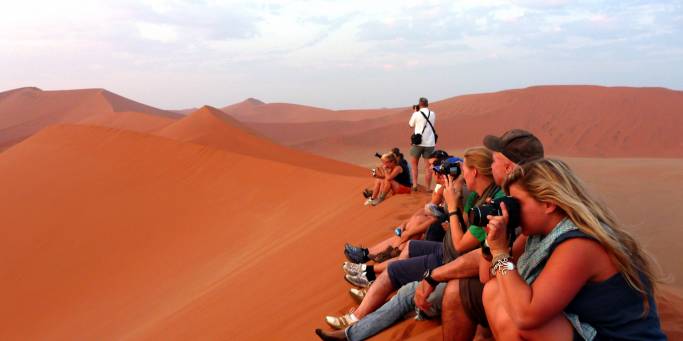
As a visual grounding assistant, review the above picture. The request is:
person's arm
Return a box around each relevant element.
[409,113,417,128]
[486,206,596,330]
[429,183,444,205]
[399,216,436,244]
[443,175,479,253]
[414,249,481,311]
[384,165,402,181]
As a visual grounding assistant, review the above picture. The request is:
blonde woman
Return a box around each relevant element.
[483,159,665,340]
[364,152,412,206]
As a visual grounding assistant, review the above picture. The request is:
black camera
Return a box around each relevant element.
[469,196,521,252]
[433,158,462,178]
[374,152,382,159]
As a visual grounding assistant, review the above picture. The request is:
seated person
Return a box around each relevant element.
[364,152,412,206]
[483,159,665,340]
[325,146,502,330]
[347,151,451,265]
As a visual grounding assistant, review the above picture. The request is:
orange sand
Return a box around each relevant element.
[0,85,681,340]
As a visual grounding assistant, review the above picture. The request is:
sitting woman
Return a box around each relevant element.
[364,152,412,206]
[323,147,503,331]
[483,159,665,340]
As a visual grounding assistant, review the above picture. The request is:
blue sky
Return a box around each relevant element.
[1,0,681,109]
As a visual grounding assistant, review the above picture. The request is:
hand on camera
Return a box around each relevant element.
[485,201,510,255]
[443,174,464,210]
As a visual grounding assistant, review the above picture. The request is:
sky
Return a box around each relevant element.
[1,0,682,110]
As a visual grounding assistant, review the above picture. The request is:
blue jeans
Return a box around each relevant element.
[345,281,446,341]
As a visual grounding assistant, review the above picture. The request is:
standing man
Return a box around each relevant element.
[408,97,437,191]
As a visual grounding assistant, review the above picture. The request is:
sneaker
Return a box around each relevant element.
[349,287,367,303]
[344,243,369,262]
[344,272,372,288]
[342,261,366,276]
[325,309,358,330]
[315,328,348,341]
[363,198,374,206]
[362,188,373,199]
[368,197,383,206]
[412,185,419,192]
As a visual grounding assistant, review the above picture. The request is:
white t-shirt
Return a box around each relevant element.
[409,108,436,147]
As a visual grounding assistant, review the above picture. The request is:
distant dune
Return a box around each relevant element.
[243,86,683,159]
[156,106,366,176]
[0,87,181,148]
[221,97,403,123]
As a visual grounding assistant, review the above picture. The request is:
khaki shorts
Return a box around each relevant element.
[409,145,435,159]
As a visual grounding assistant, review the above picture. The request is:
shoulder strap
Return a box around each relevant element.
[419,109,436,135]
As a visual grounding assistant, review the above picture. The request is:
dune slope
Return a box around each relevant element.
[286,86,683,158]
[0,87,180,148]
[156,106,366,176]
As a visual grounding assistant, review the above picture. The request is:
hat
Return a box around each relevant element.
[483,129,544,164]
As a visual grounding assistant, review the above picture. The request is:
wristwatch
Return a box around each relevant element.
[422,268,439,287]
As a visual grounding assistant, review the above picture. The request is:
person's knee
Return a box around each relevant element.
[400,242,411,258]
[442,280,463,311]
[482,280,499,311]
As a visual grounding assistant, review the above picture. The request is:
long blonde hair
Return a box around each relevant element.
[504,158,658,312]
[463,146,493,180]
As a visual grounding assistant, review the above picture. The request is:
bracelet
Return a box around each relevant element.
[491,252,511,265]
[490,257,516,276]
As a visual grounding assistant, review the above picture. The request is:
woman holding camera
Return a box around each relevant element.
[364,152,412,206]
[483,159,665,340]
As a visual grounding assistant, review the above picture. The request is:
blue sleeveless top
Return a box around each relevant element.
[394,159,412,187]
[549,230,666,340]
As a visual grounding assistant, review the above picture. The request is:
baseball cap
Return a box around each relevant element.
[483,129,544,164]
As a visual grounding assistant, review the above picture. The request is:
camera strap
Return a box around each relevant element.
[419,109,436,137]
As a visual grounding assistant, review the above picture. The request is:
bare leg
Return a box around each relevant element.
[424,157,433,191]
[353,271,395,319]
[371,242,411,273]
[368,236,401,255]
[441,280,477,341]
[410,156,419,188]
[483,280,574,341]
[371,179,382,199]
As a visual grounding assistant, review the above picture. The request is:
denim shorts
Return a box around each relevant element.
[386,240,443,289]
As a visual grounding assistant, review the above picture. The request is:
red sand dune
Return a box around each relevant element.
[0,87,181,148]
[262,86,683,159]
[222,98,402,123]
[0,126,680,339]
[0,124,410,340]
[156,105,366,176]
[78,111,177,133]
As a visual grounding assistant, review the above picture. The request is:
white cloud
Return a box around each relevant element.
[136,22,179,43]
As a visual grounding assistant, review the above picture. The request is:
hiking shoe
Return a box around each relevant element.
[342,261,366,276]
[325,309,358,330]
[368,245,400,263]
[369,197,383,206]
[349,287,368,303]
[343,243,369,263]
[315,328,348,341]
[362,188,373,199]
[345,273,372,288]
[412,185,419,192]
[363,198,374,206]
